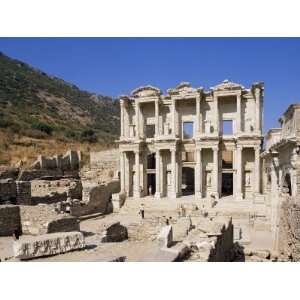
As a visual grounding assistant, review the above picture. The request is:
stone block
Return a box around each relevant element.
[158,225,173,248]
[112,192,126,212]
[99,221,128,242]
[0,205,21,236]
[13,231,85,260]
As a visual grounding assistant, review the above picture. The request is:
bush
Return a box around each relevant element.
[30,118,54,135]
[80,129,98,143]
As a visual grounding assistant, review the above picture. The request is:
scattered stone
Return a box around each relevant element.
[99,221,128,243]
[157,225,173,248]
[13,231,85,260]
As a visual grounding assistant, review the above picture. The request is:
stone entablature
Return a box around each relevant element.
[118,80,264,201]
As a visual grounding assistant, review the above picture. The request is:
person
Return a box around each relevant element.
[139,203,145,219]
[13,229,20,240]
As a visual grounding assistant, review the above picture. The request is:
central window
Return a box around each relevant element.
[223,120,233,135]
[146,125,155,138]
[183,122,194,139]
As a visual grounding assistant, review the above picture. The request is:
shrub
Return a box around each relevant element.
[30,118,54,135]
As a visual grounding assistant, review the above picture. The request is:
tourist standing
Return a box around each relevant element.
[139,203,145,219]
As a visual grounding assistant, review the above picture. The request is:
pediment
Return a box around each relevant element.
[212,80,244,91]
[131,85,162,97]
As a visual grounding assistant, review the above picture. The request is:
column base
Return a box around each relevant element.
[134,191,141,198]
[235,192,243,201]
[195,191,203,200]
[155,192,162,199]
[168,191,179,199]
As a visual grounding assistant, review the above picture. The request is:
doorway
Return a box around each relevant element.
[182,167,195,195]
[222,172,233,196]
[147,173,156,195]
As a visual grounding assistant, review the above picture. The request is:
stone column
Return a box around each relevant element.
[196,96,201,135]
[135,101,140,138]
[155,100,159,137]
[120,100,125,139]
[120,151,126,193]
[214,94,219,134]
[195,148,202,198]
[255,88,261,133]
[172,99,178,137]
[170,149,177,198]
[134,151,140,198]
[236,93,241,134]
[176,150,182,196]
[236,146,243,200]
[254,147,261,194]
[155,150,161,198]
[213,147,219,198]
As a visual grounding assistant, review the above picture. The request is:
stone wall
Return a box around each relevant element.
[0,205,21,236]
[0,179,17,203]
[31,150,81,171]
[184,217,234,262]
[30,179,82,205]
[278,200,300,261]
[20,204,80,235]
[16,181,32,205]
[71,180,120,216]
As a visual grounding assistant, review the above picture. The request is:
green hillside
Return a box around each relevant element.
[0,51,120,144]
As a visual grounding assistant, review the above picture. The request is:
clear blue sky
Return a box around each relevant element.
[0,37,300,133]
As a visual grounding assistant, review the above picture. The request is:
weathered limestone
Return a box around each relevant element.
[70,180,120,217]
[111,192,126,212]
[20,204,80,235]
[119,80,264,200]
[183,217,234,262]
[157,225,173,248]
[99,221,128,243]
[13,232,85,260]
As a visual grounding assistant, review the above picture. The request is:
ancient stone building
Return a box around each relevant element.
[118,80,264,201]
[262,104,300,252]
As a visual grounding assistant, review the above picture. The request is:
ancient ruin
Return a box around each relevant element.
[1,80,300,262]
[118,80,264,201]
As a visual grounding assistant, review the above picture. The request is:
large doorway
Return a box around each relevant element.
[182,167,195,195]
[147,173,156,195]
[222,172,233,196]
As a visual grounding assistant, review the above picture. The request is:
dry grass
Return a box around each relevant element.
[0,131,117,168]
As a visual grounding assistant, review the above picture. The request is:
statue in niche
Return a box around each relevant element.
[207,172,211,187]
[245,172,251,186]
[167,171,171,186]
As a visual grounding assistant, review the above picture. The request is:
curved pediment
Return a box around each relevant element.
[131,85,162,97]
[212,80,244,91]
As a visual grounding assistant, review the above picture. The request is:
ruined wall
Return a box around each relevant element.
[208,219,234,262]
[0,179,17,203]
[20,205,79,235]
[278,200,300,261]
[30,179,82,205]
[71,180,120,216]
[31,150,81,171]
[16,181,32,205]
[0,205,21,236]
[87,149,119,184]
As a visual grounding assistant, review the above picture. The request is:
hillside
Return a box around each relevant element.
[0,52,120,166]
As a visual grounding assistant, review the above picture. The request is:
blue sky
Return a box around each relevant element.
[0,37,299,133]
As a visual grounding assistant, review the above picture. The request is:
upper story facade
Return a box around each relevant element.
[265,104,300,152]
[119,80,264,144]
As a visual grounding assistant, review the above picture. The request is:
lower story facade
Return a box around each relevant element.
[119,136,263,200]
